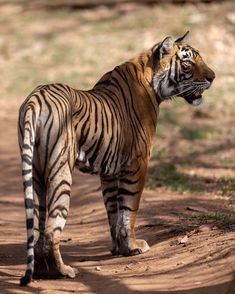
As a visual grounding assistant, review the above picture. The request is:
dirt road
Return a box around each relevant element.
[0,104,235,294]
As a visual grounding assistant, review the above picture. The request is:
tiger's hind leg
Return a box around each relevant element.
[116,159,150,256]
[33,108,77,279]
[43,160,76,279]
[32,159,76,279]
[101,176,119,255]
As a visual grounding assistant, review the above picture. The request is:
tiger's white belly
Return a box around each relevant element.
[75,149,93,173]
[75,147,128,176]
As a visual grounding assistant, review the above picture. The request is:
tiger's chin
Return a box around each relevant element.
[184,95,203,106]
[183,91,203,106]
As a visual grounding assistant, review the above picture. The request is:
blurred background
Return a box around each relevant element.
[1,0,234,194]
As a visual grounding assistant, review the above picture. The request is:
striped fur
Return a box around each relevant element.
[18,33,215,285]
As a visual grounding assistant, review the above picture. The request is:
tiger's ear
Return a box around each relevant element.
[159,36,174,56]
[175,31,190,44]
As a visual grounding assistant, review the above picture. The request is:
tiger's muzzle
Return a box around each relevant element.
[183,74,215,106]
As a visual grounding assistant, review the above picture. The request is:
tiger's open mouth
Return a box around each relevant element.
[183,90,203,106]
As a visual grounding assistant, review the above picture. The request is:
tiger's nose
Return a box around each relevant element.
[206,69,215,83]
[206,75,215,83]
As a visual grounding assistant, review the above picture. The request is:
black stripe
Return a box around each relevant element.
[26,218,33,229]
[48,180,71,210]
[120,177,140,185]
[22,143,32,150]
[107,208,118,214]
[104,194,118,205]
[28,235,34,244]
[118,188,139,196]
[22,154,32,165]
[48,157,67,182]
[20,269,32,286]
[87,112,105,164]
[27,254,34,264]
[23,179,33,190]
[22,169,31,176]
[120,205,136,212]
[103,187,117,196]
[25,198,33,209]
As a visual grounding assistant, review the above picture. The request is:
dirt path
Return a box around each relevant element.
[0,106,235,294]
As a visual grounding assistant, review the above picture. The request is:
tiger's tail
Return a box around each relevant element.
[19,103,38,286]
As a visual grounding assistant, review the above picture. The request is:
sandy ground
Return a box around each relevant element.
[0,104,235,294]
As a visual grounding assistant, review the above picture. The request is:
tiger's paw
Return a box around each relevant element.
[133,239,150,254]
[34,255,77,279]
[60,265,77,279]
[110,239,121,256]
[110,247,120,256]
[119,238,150,256]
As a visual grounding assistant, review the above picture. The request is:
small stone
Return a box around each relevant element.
[212,226,218,231]
[125,265,132,270]
[189,170,195,176]
[178,235,189,246]
[95,266,101,271]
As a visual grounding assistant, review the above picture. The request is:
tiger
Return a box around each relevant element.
[18,31,215,286]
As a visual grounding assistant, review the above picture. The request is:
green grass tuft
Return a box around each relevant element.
[151,147,166,160]
[148,163,201,193]
[181,126,216,140]
[187,213,234,224]
[159,108,179,125]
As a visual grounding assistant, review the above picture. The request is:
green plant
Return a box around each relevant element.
[181,126,215,140]
[148,163,201,193]
[187,213,234,224]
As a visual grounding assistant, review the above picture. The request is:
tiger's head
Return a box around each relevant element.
[152,32,215,106]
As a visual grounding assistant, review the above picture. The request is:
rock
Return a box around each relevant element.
[95,266,101,271]
[178,235,189,245]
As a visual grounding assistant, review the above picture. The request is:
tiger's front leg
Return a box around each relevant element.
[116,159,150,256]
[101,159,150,257]
[101,176,120,255]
